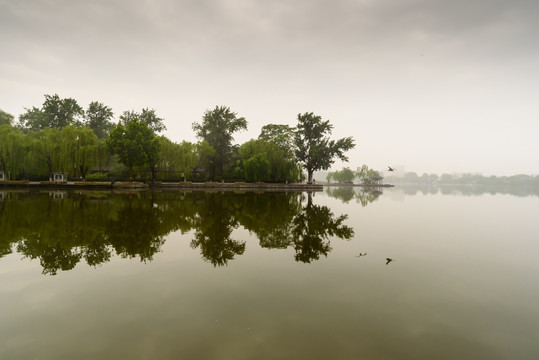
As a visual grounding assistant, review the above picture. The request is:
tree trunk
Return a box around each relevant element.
[307,170,314,184]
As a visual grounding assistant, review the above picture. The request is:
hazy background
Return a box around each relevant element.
[1,0,538,176]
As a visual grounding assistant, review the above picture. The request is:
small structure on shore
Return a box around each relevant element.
[51,172,65,182]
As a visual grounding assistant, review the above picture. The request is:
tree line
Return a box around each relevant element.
[326,165,383,185]
[0,95,355,183]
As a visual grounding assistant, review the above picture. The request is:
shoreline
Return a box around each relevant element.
[0,180,325,191]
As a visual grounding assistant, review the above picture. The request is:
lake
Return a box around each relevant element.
[1,187,538,359]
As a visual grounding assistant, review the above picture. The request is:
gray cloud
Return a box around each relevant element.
[1,0,538,175]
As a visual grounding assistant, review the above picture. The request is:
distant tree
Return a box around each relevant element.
[19,94,84,131]
[326,172,333,184]
[84,101,115,139]
[192,106,247,179]
[294,112,355,184]
[332,167,355,183]
[0,109,14,126]
[106,120,158,181]
[356,164,382,185]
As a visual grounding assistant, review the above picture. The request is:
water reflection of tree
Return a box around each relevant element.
[326,186,382,206]
[1,190,358,273]
[290,193,354,263]
[189,193,245,267]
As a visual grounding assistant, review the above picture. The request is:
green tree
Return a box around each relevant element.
[19,94,84,131]
[294,112,355,183]
[0,109,14,126]
[84,101,115,139]
[332,167,355,183]
[120,108,166,133]
[192,106,247,179]
[106,120,158,181]
[356,164,383,185]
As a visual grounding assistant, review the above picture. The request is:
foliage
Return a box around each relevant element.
[30,127,63,179]
[60,126,99,179]
[294,112,355,183]
[106,120,159,180]
[0,109,14,126]
[0,191,360,273]
[18,94,84,132]
[85,173,109,181]
[258,124,296,158]
[239,139,301,182]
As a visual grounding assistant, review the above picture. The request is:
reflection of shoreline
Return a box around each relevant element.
[386,184,539,197]
[1,191,354,274]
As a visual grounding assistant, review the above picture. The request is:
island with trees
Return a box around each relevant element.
[0,95,355,189]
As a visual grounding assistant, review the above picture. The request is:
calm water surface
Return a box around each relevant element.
[0,187,538,359]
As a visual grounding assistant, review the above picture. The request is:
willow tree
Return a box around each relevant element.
[60,126,99,179]
[0,125,29,179]
[294,112,355,184]
[30,128,63,179]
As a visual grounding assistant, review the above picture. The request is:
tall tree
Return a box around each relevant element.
[18,94,84,131]
[192,106,247,178]
[294,112,355,184]
[84,101,115,139]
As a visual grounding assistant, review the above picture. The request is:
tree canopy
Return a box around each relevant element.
[0,109,14,126]
[19,94,84,132]
[84,101,115,139]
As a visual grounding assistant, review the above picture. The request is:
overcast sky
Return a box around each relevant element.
[1,0,538,176]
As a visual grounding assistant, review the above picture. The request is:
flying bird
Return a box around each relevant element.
[388,166,395,172]
[386,258,394,265]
